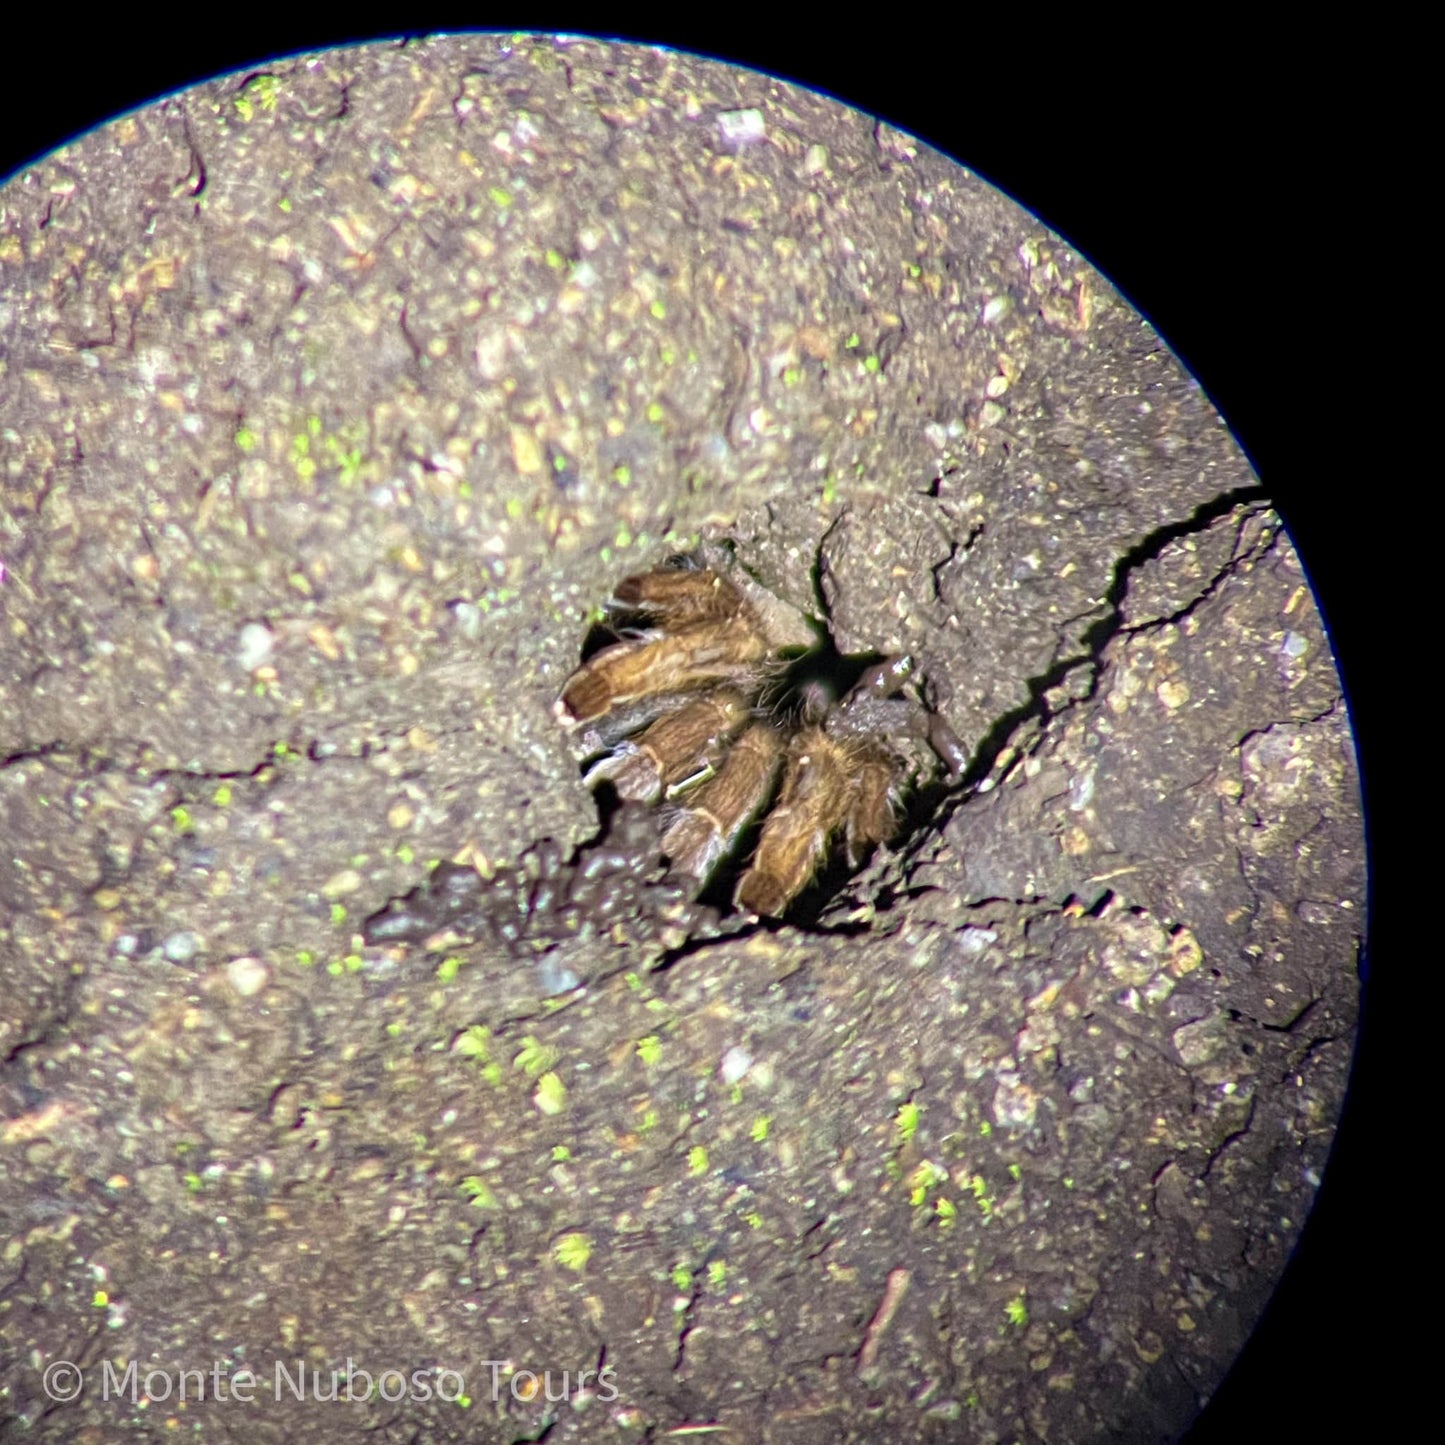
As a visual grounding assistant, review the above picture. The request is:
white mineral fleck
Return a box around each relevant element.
[720,1046,752,1085]
[226,956,269,997]
[718,108,766,148]
[237,622,274,671]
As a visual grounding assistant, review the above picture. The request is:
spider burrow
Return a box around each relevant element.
[554,543,965,918]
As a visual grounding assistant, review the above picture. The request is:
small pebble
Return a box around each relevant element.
[237,622,274,671]
[449,601,482,642]
[720,1046,752,1085]
[226,956,269,997]
[717,108,765,148]
[535,958,580,997]
[163,931,201,963]
[1068,768,1096,811]
[322,868,363,899]
[955,926,998,956]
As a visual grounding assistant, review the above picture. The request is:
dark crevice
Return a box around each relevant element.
[811,511,846,622]
[1258,998,1321,1033]
[0,740,68,770]
[1234,700,1343,758]
[1283,1033,1349,1080]
[671,1271,704,1374]
[650,918,753,974]
[1120,499,1276,635]
[1201,1095,1258,1176]
[956,486,1268,795]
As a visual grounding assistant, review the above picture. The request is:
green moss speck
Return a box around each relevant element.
[636,1035,663,1068]
[455,1025,491,1061]
[907,1160,948,1208]
[969,1173,995,1220]
[534,1071,567,1115]
[436,955,461,983]
[212,784,232,807]
[514,1036,560,1078]
[670,1263,692,1291]
[1005,1293,1028,1328]
[553,1231,592,1272]
[687,1146,709,1177]
[234,426,258,453]
[460,1176,499,1209]
[750,1116,772,1143]
[333,444,364,487]
[895,1101,921,1142]
[329,903,347,926]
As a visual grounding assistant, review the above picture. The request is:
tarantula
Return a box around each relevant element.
[554,544,964,918]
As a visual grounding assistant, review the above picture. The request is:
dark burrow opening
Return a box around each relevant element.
[575,572,961,928]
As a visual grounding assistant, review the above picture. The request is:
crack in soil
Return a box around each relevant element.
[955,485,1269,796]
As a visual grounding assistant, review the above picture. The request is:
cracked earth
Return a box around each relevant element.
[0,35,1361,1445]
